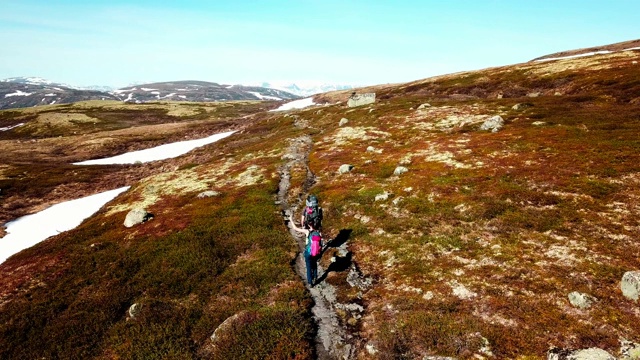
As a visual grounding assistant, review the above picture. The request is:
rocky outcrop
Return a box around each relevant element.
[348,93,375,107]
[548,347,615,360]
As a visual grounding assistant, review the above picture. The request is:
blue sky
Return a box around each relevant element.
[1,0,638,88]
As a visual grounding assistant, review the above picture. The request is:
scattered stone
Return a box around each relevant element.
[366,343,379,355]
[555,92,563,96]
[346,266,372,290]
[479,115,504,132]
[394,166,409,175]
[197,190,220,198]
[423,357,457,360]
[532,121,547,126]
[527,92,540,97]
[339,118,349,126]
[128,303,141,319]
[547,347,615,360]
[497,93,503,99]
[392,196,403,206]
[375,192,390,201]
[568,291,596,309]
[621,271,640,301]
[369,108,375,113]
[423,291,434,300]
[417,103,431,109]
[338,164,354,174]
[366,146,375,152]
[512,103,533,110]
[210,312,246,342]
[124,208,152,228]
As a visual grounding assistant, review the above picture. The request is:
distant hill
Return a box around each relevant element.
[0,78,120,110]
[531,38,640,61]
[111,80,299,103]
[259,82,354,97]
[0,78,300,110]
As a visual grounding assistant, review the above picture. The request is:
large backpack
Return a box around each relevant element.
[303,195,323,229]
[307,230,322,257]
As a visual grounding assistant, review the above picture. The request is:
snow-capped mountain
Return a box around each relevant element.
[110,81,299,103]
[258,82,354,97]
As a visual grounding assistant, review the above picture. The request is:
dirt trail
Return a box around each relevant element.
[277,135,356,360]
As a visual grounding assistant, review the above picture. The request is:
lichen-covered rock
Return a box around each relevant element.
[548,347,615,360]
[620,339,640,360]
[568,291,596,309]
[621,271,640,301]
[124,208,151,228]
[339,164,354,174]
[339,118,349,126]
[479,115,504,132]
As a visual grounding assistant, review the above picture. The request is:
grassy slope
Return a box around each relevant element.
[1,50,639,359]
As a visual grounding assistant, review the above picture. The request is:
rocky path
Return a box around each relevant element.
[277,135,356,360]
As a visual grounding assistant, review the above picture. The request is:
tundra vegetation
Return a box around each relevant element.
[1,49,640,359]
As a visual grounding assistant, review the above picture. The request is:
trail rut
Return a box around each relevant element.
[277,135,356,360]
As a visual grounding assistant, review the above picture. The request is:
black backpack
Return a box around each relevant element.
[303,195,323,229]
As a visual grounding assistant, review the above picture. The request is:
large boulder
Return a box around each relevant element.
[124,208,152,228]
[339,164,354,174]
[621,271,640,301]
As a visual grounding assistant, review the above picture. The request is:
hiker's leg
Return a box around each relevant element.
[311,256,318,283]
[304,252,313,285]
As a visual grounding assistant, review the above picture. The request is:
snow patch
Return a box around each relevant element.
[73,130,236,165]
[0,123,25,131]
[44,93,56,96]
[4,90,33,97]
[247,91,282,101]
[0,187,130,264]
[270,97,316,111]
[141,87,158,91]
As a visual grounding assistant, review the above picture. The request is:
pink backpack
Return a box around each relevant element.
[309,231,322,257]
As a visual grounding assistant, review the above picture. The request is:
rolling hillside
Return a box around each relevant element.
[1,42,640,359]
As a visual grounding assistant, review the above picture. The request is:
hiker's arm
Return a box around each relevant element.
[288,215,306,234]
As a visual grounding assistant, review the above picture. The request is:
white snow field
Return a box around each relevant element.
[270,97,316,111]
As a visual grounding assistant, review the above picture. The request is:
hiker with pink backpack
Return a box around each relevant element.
[289,195,323,287]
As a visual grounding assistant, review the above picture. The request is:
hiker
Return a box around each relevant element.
[300,194,323,230]
[289,215,323,287]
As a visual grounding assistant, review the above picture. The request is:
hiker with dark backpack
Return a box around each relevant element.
[301,194,323,230]
[288,215,323,287]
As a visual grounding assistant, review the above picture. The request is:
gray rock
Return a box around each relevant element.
[512,103,533,110]
[621,271,640,301]
[532,121,547,126]
[366,343,379,355]
[479,115,504,132]
[339,164,354,174]
[366,146,375,152]
[124,208,151,228]
[210,312,244,342]
[197,190,220,198]
[394,166,409,175]
[348,93,375,107]
[568,291,596,309]
[417,103,431,109]
[128,303,141,319]
[339,118,349,126]
[548,347,615,360]
[527,92,540,97]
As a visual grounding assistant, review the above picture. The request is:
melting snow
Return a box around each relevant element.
[0,123,25,131]
[270,97,316,111]
[44,93,56,96]
[73,130,236,165]
[0,187,130,264]
[247,91,282,101]
[142,88,158,91]
[178,95,187,99]
[4,90,33,97]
